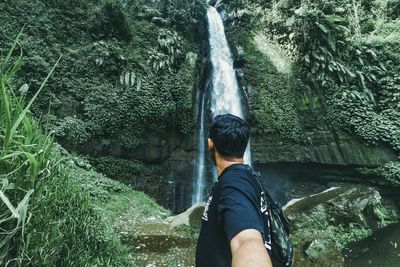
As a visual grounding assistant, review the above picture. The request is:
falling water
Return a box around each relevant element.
[192,89,207,205]
[207,6,251,165]
[192,6,251,205]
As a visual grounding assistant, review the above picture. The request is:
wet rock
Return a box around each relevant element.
[235,68,245,78]
[168,202,205,229]
[304,239,328,262]
[236,45,245,57]
[343,223,400,267]
[285,186,395,266]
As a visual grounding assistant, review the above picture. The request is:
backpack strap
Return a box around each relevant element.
[250,169,294,267]
[251,170,278,209]
[251,170,291,234]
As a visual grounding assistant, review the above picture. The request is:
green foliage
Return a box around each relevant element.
[271,1,384,102]
[225,23,302,140]
[245,46,302,140]
[327,88,400,151]
[0,35,131,266]
[0,31,59,265]
[89,40,127,77]
[25,163,132,267]
[325,19,400,151]
[386,0,400,19]
[334,223,372,249]
[375,161,400,187]
[0,0,206,157]
[88,156,178,208]
[54,115,90,147]
[226,0,246,11]
[174,224,200,238]
[161,0,207,31]
[70,166,126,201]
[148,29,184,72]
[98,2,133,41]
[130,0,207,32]
[66,154,170,220]
[89,156,170,186]
[236,0,400,154]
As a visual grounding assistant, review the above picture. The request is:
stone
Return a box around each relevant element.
[304,239,328,262]
[236,45,245,57]
[168,202,205,229]
[343,223,400,266]
[284,186,395,266]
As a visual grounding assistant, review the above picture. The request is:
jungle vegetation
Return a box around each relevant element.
[1,0,399,265]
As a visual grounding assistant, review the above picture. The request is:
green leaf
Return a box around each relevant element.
[0,26,24,73]
[325,14,346,23]
[316,22,329,33]
[5,56,62,150]
[304,54,310,63]
[379,62,387,72]
[286,15,296,27]
[0,190,18,219]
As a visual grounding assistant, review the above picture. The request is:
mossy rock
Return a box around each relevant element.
[285,186,396,266]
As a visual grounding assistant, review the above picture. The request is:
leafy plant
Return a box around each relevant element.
[0,29,59,265]
[0,33,131,266]
[96,1,133,41]
[375,161,400,188]
[147,29,184,72]
[54,115,91,147]
[162,0,207,30]
[386,0,400,19]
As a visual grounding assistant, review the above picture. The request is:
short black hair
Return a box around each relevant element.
[209,113,250,158]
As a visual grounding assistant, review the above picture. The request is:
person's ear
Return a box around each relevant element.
[208,138,214,151]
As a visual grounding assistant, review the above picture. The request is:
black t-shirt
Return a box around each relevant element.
[195,163,269,267]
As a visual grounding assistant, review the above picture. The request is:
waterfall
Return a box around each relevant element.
[192,88,207,205]
[192,6,251,205]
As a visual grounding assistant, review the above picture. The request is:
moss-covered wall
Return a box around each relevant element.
[0,0,207,155]
[0,0,208,209]
[222,0,399,167]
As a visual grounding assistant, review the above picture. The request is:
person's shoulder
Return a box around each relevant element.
[219,163,251,178]
[219,164,257,188]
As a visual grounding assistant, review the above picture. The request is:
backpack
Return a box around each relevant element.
[252,170,294,267]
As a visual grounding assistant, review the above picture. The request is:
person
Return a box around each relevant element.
[195,113,273,267]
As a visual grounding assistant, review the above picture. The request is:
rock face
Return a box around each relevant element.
[252,132,398,166]
[284,186,395,267]
[224,23,398,168]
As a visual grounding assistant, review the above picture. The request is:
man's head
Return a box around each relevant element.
[208,113,250,160]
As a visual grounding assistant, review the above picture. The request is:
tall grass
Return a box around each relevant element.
[0,28,60,265]
[1,32,131,266]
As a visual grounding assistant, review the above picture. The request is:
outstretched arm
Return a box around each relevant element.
[230,229,273,267]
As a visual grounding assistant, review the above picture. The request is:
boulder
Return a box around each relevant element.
[343,222,400,266]
[168,202,205,229]
[284,186,395,266]
[304,239,329,262]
